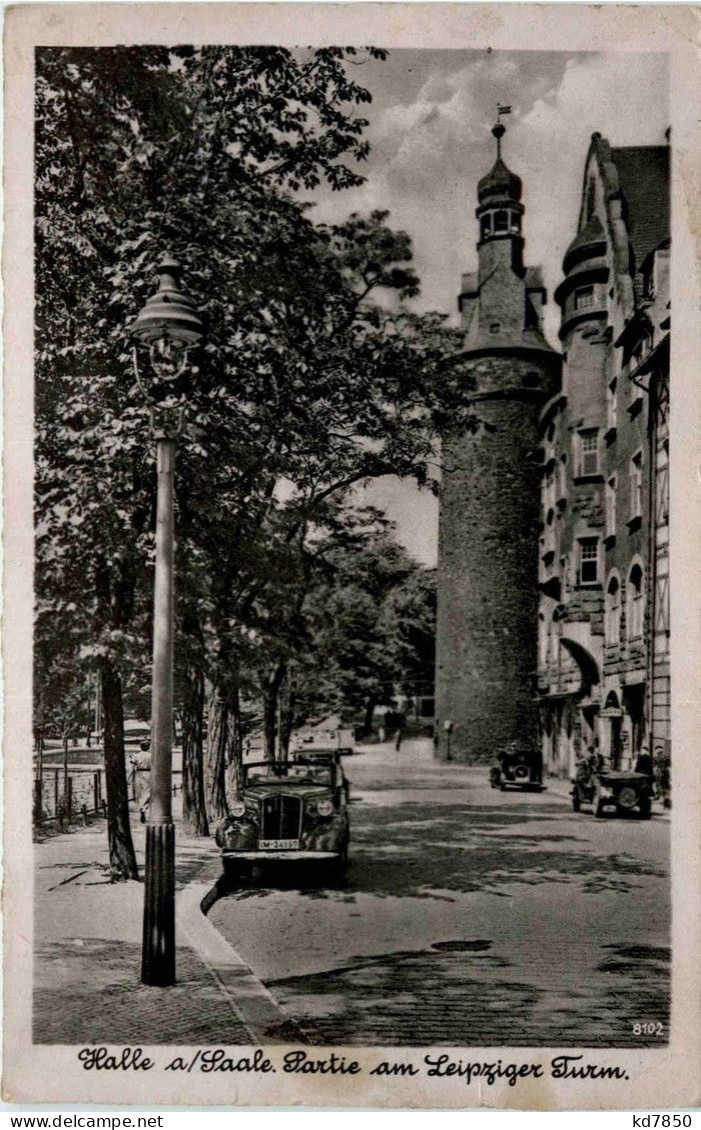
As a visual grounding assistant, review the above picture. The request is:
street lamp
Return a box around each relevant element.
[131,257,204,986]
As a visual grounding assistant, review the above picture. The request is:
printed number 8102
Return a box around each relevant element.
[632,1021,665,1036]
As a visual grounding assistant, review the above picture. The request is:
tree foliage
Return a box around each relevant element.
[34,46,470,857]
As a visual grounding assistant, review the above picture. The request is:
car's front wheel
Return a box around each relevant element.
[638,797,652,819]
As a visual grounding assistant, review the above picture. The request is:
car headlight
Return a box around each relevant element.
[231,800,246,817]
[317,799,333,817]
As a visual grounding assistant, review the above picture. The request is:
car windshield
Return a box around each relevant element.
[244,762,333,787]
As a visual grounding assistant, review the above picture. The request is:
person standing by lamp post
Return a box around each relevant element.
[130,257,204,987]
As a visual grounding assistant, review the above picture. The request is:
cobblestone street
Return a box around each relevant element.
[210,739,670,1048]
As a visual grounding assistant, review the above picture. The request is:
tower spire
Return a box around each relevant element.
[492,120,505,159]
[493,103,512,158]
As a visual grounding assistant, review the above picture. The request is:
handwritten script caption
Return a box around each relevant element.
[78,1048,630,1086]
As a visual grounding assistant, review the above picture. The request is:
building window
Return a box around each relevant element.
[578,537,599,585]
[643,260,656,299]
[509,212,521,234]
[605,475,617,538]
[494,210,508,233]
[489,321,501,335]
[480,214,492,240]
[630,451,643,519]
[561,554,570,600]
[557,455,568,502]
[575,285,595,310]
[577,428,599,477]
[627,563,645,638]
[607,379,617,432]
[605,575,620,645]
[634,330,653,366]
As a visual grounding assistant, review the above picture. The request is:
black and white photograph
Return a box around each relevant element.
[4,1,700,1112]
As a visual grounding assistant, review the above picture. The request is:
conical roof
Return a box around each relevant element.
[563,214,606,271]
[478,156,522,205]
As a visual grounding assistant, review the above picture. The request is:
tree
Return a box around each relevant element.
[35,46,473,855]
[34,45,397,869]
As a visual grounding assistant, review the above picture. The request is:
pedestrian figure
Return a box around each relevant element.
[378,724,386,744]
[132,745,151,823]
[395,726,403,752]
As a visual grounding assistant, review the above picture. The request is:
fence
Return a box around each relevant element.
[33,761,183,829]
[33,766,106,829]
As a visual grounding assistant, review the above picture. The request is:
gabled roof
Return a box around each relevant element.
[610,146,669,274]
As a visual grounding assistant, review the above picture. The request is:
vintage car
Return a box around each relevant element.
[571,768,653,819]
[489,746,543,792]
[216,756,350,878]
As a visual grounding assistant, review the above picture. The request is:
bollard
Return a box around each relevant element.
[81,803,89,827]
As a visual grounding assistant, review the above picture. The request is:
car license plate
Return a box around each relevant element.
[258,839,299,851]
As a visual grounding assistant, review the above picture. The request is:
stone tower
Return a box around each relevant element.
[435,121,561,762]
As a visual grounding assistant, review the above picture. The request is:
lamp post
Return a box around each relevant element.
[131,257,203,986]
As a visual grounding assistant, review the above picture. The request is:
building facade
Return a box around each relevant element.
[435,123,561,761]
[536,133,670,777]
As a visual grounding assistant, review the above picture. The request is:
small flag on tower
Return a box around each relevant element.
[497,104,512,116]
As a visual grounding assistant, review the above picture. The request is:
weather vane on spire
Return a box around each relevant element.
[492,104,512,155]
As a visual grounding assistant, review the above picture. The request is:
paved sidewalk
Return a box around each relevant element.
[33,807,298,1046]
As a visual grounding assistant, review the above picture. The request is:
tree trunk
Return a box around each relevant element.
[226,681,244,803]
[262,663,286,762]
[362,697,377,737]
[182,666,209,836]
[205,685,229,822]
[101,659,139,880]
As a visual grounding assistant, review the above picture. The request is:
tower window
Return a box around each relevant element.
[606,575,621,644]
[489,321,501,335]
[578,538,600,586]
[606,475,617,538]
[577,428,599,477]
[494,210,509,233]
[627,563,645,638]
[607,378,617,432]
[630,451,643,519]
[575,285,595,310]
[480,214,492,240]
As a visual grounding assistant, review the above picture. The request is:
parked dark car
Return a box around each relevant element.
[216,757,350,879]
[571,768,653,819]
[489,746,543,791]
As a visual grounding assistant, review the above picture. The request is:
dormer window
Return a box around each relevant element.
[575,285,595,311]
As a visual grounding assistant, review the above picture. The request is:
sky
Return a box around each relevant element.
[307,49,670,566]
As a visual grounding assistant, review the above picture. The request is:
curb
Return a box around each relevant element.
[177,881,304,1046]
